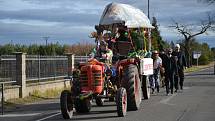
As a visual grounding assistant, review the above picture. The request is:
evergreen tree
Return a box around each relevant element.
[151,17,169,51]
[0,44,15,55]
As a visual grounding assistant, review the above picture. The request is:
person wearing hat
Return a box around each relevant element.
[90,40,113,65]
[149,50,162,93]
[162,48,178,95]
[172,44,187,91]
[103,32,115,50]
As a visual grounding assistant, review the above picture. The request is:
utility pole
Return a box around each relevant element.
[147,0,150,19]
[147,0,152,51]
[43,36,50,46]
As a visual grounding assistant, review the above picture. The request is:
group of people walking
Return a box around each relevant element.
[150,44,187,95]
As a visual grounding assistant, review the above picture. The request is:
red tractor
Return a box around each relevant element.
[60,58,131,118]
[60,2,154,119]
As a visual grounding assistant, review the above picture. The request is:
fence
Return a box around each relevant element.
[0,54,90,83]
[0,55,16,83]
[0,53,90,98]
[74,56,90,64]
[26,55,68,82]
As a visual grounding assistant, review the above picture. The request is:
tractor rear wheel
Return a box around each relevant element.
[142,75,150,99]
[60,90,73,119]
[74,98,91,113]
[116,87,127,117]
[121,64,142,111]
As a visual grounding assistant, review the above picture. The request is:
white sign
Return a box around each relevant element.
[193,51,201,59]
[140,58,153,75]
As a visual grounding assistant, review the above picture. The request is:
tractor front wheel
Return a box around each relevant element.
[60,90,73,119]
[116,87,127,117]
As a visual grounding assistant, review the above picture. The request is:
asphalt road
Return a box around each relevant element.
[0,67,215,121]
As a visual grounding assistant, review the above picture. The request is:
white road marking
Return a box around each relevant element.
[35,111,61,121]
[0,113,41,117]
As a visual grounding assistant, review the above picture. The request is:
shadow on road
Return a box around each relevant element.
[71,115,118,121]
[69,109,118,121]
[4,102,59,113]
[91,103,116,108]
[75,109,117,116]
[52,107,118,121]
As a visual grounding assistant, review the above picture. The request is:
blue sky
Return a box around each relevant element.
[0,0,214,47]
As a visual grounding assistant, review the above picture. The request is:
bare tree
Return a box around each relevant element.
[198,0,215,4]
[170,14,214,66]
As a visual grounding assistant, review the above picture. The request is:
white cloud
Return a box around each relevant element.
[0,0,58,11]
[0,19,60,26]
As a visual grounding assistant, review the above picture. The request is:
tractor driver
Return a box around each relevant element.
[90,40,113,66]
[90,40,116,85]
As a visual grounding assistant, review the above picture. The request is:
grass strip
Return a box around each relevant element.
[185,62,215,73]
[5,87,70,106]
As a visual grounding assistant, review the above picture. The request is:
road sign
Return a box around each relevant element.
[193,51,202,66]
[193,51,201,59]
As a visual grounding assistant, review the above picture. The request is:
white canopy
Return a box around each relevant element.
[99,3,154,29]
